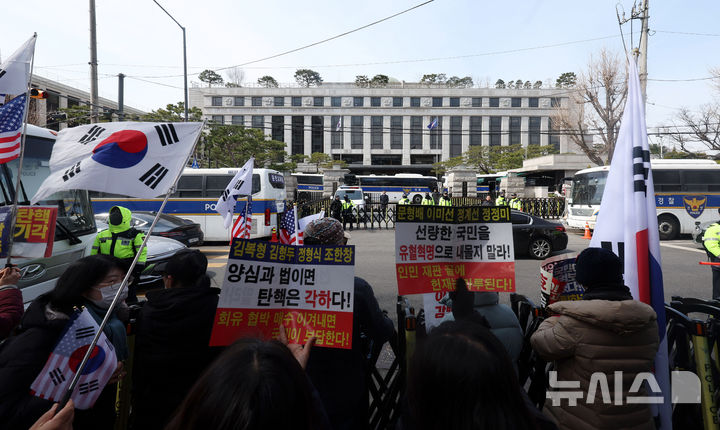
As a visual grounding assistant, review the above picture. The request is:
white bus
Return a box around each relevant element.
[567,159,720,240]
[350,174,441,204]
[91,168,286,241]
[291,173,324,201]
[4,125,98,304]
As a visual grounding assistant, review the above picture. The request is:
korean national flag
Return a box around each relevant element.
[216,157,254,229]
[0,34,36,97]
[31,122,203,204]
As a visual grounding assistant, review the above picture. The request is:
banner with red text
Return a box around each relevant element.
[209,239,355,349]
[395,205,515,295]
[0,206,57,258]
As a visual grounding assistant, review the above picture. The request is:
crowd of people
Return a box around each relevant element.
[0,212,667,430]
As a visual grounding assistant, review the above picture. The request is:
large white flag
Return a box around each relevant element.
[216,157,253,229]
[0,35,36,96]
[31,122,203,204]
[590,58,671,428]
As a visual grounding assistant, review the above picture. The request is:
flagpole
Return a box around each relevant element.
[57,122,204,408]
[293,204,299,245]
[5,33,37,267]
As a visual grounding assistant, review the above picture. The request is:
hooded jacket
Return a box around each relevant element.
[0,285,22,339]
[91,206,147,263]
[530,300,659,430]
[132,286,222,430]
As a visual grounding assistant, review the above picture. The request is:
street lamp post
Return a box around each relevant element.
[152,0,188,121]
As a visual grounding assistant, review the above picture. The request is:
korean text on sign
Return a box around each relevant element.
[210,239,355,349]
[395,205,515,295]
[0,206,58,258]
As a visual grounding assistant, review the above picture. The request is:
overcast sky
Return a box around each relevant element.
[3,0,719,138]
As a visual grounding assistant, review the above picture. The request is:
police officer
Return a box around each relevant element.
[438,191,452,206]
[398,193,411,205]
[92,205,147,303]
[703,208,720,299]
[509,193,522,210]
[421,193,434,205]
[495,191,507,206]
[342,195,355,231]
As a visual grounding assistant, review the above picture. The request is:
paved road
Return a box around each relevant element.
[199,230,713,325]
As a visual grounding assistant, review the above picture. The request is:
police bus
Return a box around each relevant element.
[567,159,720,240]
[91,168,286,241]
[347,174,440,204]
[291,173,324,201]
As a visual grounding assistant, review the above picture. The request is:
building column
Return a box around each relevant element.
[264,115,271,139]
[283,115,292,156]
[461,116,470,154]
[59,95,68,130]
[304,115,312,156]
[383,115,390,150]
[343,115,351,150]
[422,115,431,150]
[540,116,549,146]
[520,116,529,148]
[363,115,371,165]
[501,116,510,146]
[481,116,490,147]
[323,115,332,154]
[441,115,450,160]
[402,115,411,165]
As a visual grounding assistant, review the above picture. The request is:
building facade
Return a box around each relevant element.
[190,83,580,173]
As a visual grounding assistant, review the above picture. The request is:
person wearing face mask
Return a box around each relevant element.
[92,206,147,304]
[0,255,129,430]
[132,249,221,430]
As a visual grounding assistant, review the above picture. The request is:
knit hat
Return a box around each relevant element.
[155,249,208,284]
[304,217,346,245]
[575,247,623,287]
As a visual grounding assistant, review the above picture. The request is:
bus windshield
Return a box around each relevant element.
[571,171,607,206]
[0,134,96,238]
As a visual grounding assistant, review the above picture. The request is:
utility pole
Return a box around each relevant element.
[118,73,125,121]
[637,0,649,105]
[89,0,99,123]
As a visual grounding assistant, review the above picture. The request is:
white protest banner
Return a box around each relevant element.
[395,205,515,295]
[210,238,355,349]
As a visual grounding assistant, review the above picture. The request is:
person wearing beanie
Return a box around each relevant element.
[530,247,659,430]
[303,218,394,430]
[133,249,221,430]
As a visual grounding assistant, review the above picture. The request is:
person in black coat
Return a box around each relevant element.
[379,191,389,220]
[132,249,222,430]
[302,218,395,430]
[330,195,343,221]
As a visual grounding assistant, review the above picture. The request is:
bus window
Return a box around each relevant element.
[176,175,203,197]
[653,170,681,192]
[571,172,606,206]
[252,174,261,194]
[268,173,284,189]
[204,175,235,197]
[683,170,720,192]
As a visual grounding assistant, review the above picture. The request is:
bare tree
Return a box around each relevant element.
[668,70,720,159]
[552,48,627,165]
[225,67,245,87]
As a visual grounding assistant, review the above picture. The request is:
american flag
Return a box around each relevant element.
[0,94,26,164]
[30,308,117,410]
[231,196,252,239]
[279,206,302,245]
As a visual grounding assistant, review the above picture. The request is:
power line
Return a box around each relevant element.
[655,30,720,37]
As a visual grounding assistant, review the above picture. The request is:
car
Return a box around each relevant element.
[334,186,368,221]
[511,210,568,259]
[94,221,187,289]
[95,211,204,246]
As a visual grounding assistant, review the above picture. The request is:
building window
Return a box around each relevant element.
[450,116,462,158]
[211,96,222,107]
[252,97,262,107]
[313,97,324,107]
[509,116,521,146]
[353,97,364,107]
[449,97,460,107]
[311,116,323,153]
[271,116,284,142]
[390,116,403,150]
[233,96,244,106]
[548,117,560,151]
[470,116,482,146]
[351,116,363,149]
[430,116,442,149]
[489,116,501,146]
[410,116,422,149]
[529,97,539,108]
[432,97,443,107]
[550,97,561,107]
[529,117,541,145]
[231,115,244,125]
[292,116,304,154]
[489,97,499,108]
[511,97,521,108]
[371,97,381,107]
[472,97,482,107]
[331,115,343,149]
[371,116,383,149]
[274,97,284,106]
[252,115,264,130]
[410,97,420,107]
[292,97,302,107]
[331,97,342,107]
[371,155,402,165]
[393,97,403,107]
[211,115,224,124]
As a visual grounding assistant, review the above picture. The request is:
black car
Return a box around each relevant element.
[95,211,204,247]
[511,210,568,259]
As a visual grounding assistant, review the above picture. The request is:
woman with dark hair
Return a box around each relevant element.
[406,316,540,430]
[133,249,221,430]
[166,337,325,430]
[0,255,129,430]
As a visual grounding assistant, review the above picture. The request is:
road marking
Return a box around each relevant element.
[660,243,706,254]
[208,254,228,260]
[208,262,227,268]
